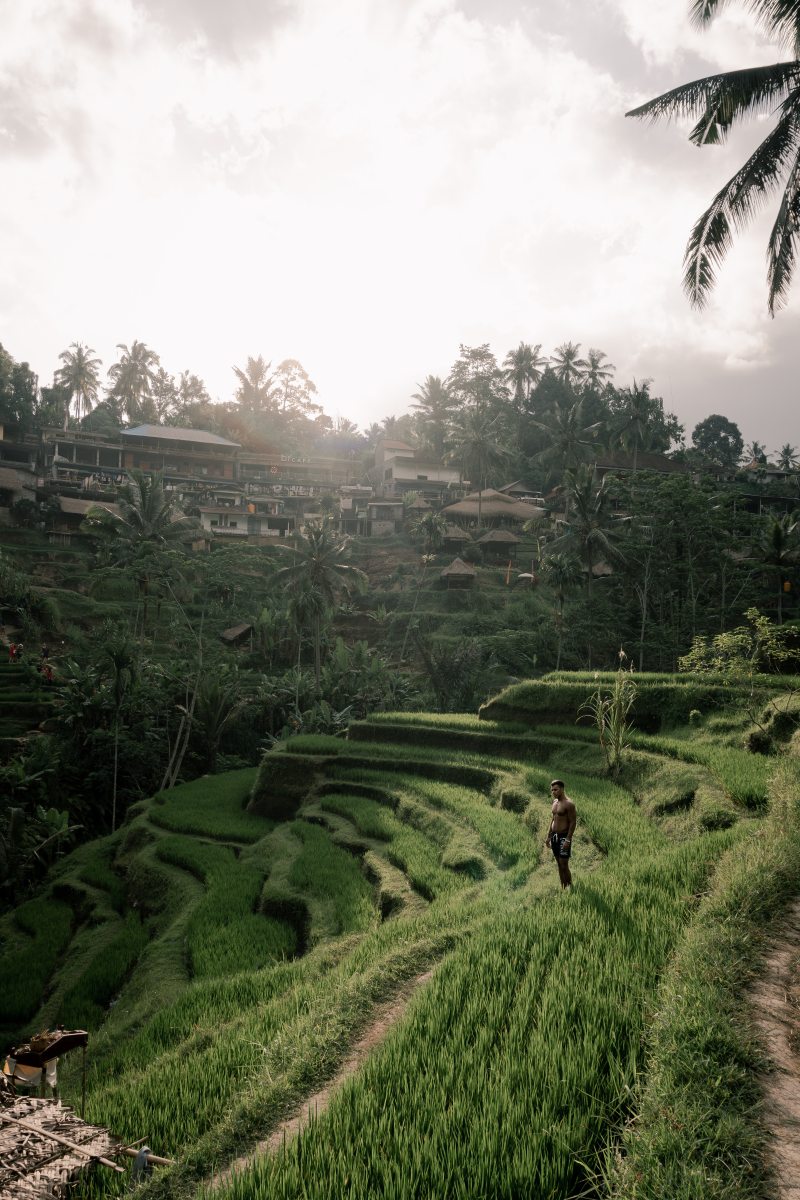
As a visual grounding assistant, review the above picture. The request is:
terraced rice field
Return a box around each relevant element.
[2,694,798,1200]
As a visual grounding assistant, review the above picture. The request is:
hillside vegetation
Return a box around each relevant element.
[1,674,799,1200]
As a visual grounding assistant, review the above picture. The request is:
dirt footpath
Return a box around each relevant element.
[207,967,434,1193]
[752,897,800,1200]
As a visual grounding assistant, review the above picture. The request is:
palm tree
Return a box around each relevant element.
[550,342,588,388]
[531,398,603,486]
[411,509,448,553]
[744,440,769,464]
[191,670,247,772]
[100,633,136,832]
[582,348,616,392]
[107,341,161,425]
[777,443,800,471]
[54,342,102,430]
[627,1,800,313]
[447,411,509,528]
[613,379,654,472]
[411,376,458,459]
[82,471,197,625]
[272,525,366,682]
[757,511,799,622]
[233,355,276,413]
[502,343,548,411]
[541,552,583,669]
[549,467,627,599]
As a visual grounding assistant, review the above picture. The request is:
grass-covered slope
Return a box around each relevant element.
[0,676,797,1200]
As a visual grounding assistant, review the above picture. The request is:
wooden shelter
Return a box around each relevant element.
[220,622,253,645]
[442,523,473,550]
[0,1096,121,1199]
[440,557,477,588]
[441,489,545,527]
[475,529,521,559]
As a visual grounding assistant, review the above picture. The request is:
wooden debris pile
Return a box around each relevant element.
[0,1094,120,1200]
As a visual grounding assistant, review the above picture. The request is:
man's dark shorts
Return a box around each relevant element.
[550,832,571,860]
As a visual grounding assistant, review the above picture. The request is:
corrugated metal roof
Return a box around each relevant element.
[121,425,240,448]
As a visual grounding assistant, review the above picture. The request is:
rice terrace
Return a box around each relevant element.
[3,665,800,1199]
[4,0,800,1196]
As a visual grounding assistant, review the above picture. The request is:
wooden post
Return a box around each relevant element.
[81,1043,86,1119]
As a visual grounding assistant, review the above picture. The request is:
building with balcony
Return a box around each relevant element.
[371,438,461,501]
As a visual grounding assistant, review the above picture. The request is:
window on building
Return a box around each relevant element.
[417,475,428,481]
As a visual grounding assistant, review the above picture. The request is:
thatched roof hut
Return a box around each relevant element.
[440,557,477,588]
[442,523,472,545]
[441,489,545,526]
[476,528,522,558]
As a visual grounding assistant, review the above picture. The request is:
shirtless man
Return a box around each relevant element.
[546,779,576,889]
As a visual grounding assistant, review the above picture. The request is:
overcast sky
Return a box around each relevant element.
[1,0,798,448]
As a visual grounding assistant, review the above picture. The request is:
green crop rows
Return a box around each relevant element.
[1,672,797,1200]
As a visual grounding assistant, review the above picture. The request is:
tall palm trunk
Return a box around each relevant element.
[112,717,119,832]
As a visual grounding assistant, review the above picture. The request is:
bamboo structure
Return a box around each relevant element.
[0,1096,120,1200]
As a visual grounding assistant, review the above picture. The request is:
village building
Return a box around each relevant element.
[371,438,461,502]
[440,557,477,588]
[475,528,522,559]
[441,488,545,528]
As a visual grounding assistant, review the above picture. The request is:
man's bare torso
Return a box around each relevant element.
[550,796,575,833]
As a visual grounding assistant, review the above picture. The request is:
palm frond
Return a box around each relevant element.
[682,102,800,304]
[767,149,800,310]
[626,63,799,140]
[692,1,800,52]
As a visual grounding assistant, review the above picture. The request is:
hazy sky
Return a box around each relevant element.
[1,0,798,448]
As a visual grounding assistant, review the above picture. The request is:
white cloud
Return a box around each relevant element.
[0,0,797,446]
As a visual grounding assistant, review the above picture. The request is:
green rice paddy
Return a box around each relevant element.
[1,672,797,1200]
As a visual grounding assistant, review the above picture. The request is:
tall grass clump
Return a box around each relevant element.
[607,758,800,1200]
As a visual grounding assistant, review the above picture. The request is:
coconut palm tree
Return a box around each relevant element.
[541,552,583,669]
[411,376,459,459]
[82,471,197,626]
[107,341,161,425]
[502,343,548,411]
[627,1,800,313]
[757,511,799,622]
[777,443,800,470]
[550,342,588,388]
[233,355,276,413]
[548,467,628,600]
[100,633,137,832]
[447,411,509,528]
[744,440,770,464]
[582,348,616,392]
[613,379,654,472]
[531,399,603,485]
[54,342,102,430]
[272,525,366,682]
